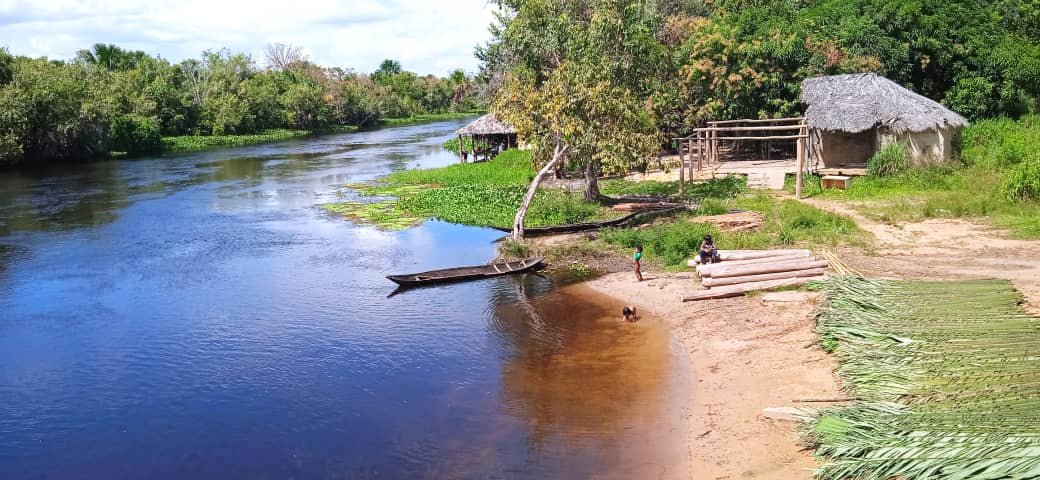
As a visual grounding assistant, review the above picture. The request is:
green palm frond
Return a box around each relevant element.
[805,276,1040,480]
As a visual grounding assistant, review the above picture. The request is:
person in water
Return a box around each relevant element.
[699,235,721,264]
[622,306,638,322]
[633,245,644,282]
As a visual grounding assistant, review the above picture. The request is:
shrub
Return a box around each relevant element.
[867,143,909,177]
[500,239,532,258]
[110,115,162,155]
[1003,159,1040,201]
[696,198,729,215]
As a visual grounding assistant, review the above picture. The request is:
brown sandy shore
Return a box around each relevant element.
[582,271,842,479]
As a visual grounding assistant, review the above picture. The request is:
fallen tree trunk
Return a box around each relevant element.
[691,249,813,264]
[706,260,829,279]
[691,253,812,271]
[680,276,823,302]
[702,268,826,288]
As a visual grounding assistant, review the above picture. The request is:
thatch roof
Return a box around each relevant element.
[801,73,968,134]
[456,114,516,135]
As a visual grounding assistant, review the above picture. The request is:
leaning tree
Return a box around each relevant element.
[495,61,658,240]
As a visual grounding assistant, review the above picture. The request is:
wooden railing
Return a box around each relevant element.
[672,117,811,198]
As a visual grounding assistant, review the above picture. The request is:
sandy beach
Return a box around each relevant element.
[583,271,843,479]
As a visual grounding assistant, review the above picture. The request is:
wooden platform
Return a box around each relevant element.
[816,167,868,177]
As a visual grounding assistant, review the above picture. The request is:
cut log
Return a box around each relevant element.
[762,407,815,422]
[692,253,812,272]
[691,249,812,264]
[611,202,681,212]
[680,276,823,302]
[702,268,826,288]
[707,260,829,279]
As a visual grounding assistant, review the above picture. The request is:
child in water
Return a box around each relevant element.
[633,245,643,282]
[622,306,638,322]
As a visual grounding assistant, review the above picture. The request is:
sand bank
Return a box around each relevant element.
[584,272,842,479]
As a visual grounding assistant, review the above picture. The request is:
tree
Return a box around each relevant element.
[485,0,668,201]
[264,43,306,71]
[495,61,658,239]
[372,59,403,84]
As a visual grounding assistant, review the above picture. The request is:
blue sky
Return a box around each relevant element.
[0,0,500,75]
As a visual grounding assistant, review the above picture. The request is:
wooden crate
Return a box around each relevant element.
[821,175,851,190]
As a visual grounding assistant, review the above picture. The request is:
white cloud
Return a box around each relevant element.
[0,0,499,75]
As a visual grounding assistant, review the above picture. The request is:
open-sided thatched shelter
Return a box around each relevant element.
[801,73,969,173]
[455,114,518,163]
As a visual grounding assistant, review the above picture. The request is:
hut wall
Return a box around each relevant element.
[816,129,875,168]
[877,126,961,167]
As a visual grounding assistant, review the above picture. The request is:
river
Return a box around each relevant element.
[0,119,690,479]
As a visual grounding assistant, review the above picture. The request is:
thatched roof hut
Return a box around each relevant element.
[456,114,517,135]
[454,114,518,163]
[800,73,968,173]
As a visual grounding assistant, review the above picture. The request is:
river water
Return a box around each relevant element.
[0,119,690,479]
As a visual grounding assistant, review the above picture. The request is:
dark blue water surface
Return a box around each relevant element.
[0,120,688,479]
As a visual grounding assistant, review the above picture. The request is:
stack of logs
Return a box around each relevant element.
[680,249,828,302]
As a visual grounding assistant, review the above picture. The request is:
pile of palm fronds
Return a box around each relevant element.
[806,276,1040,480]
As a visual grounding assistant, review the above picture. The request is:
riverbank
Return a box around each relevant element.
[160,112,482,154]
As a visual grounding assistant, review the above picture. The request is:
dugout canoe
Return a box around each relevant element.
[490,211,641,235]
[386,256,545,287]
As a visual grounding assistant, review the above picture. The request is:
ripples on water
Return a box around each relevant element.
[0,120,689,479]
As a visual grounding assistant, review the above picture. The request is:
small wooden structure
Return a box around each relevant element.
[673,117,810,197]
[455,114,518,163]
[821,175,851,190]
[801,73,968,175]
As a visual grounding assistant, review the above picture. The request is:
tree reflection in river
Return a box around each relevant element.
[489,275,679,475]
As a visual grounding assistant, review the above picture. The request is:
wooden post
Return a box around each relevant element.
[697,133,704,171]
[711,128,718,165]
[796,127,805,199]
[678,139,686,195]
[688,139,694,179]
[458,135,465,163]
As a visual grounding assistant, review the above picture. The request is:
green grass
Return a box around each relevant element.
[601,193,867,268]
[324,149,614,229]
[600,175,747,199]
[385,149,534,186]
[377,111,483,127]
[789,115,1040,238]
[807,276,1040,480]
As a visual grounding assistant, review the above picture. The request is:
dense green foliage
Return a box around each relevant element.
[809,277,1040,480]
[0,43,483,165]
[484,0,1039,144]
[601,194,867,267]
[795,115,1040,237]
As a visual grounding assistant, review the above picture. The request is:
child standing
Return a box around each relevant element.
[633,245,643,282]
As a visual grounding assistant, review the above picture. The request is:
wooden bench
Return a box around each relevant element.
[821,175,851,190]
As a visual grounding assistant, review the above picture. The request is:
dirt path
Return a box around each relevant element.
[802,198,1040,313]
[584,273,843,480]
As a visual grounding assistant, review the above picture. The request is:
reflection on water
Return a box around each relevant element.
[0,119,689,479]
[494,281,688,478]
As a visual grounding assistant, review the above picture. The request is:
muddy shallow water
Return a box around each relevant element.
[0,120,690,479]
